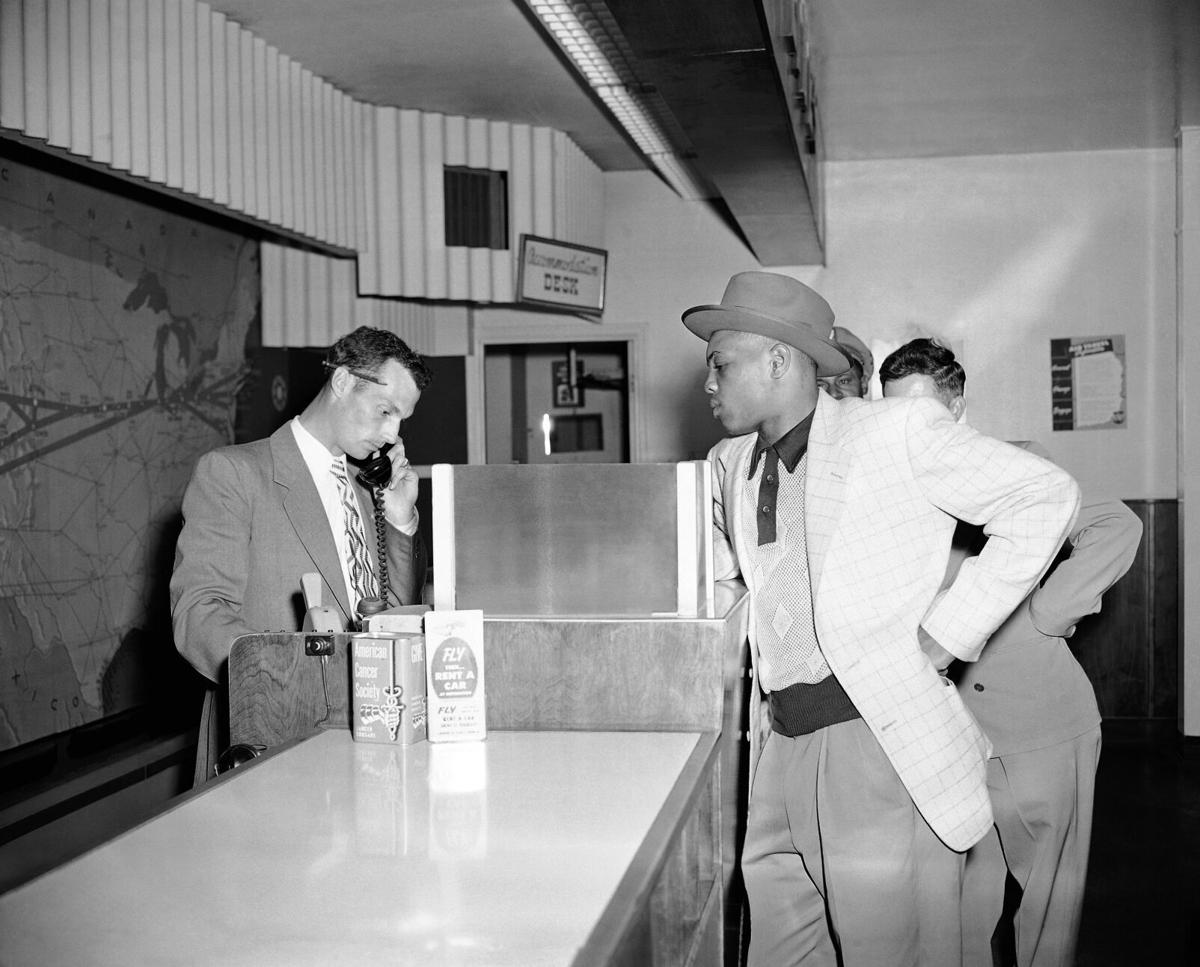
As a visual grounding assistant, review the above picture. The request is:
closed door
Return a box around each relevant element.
[483,342,629,464]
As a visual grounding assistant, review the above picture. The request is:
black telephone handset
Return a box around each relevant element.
[348,442,393,489]
[345,444,392,606]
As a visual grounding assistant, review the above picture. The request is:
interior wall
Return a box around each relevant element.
[603,147,1177,500]
[601,173,761,464]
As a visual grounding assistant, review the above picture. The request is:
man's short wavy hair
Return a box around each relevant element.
[325,326,433,391]
[879,338,965,401]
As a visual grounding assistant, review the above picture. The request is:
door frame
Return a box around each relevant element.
[465,319,646,464]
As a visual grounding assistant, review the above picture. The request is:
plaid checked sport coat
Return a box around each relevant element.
[709,393,1080,851]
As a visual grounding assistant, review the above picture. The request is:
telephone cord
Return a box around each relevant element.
[372,486,391,604]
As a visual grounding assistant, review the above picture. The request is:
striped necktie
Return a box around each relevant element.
[331,459,376,607]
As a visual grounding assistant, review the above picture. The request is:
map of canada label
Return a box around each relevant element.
[429,638,478,699]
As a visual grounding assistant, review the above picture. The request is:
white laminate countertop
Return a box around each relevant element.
[0,729,704,966]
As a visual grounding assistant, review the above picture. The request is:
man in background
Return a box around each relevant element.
[684,272,1080,967]
[880,337,1142,967]
[171,326,432,784]
[816,325,873,399]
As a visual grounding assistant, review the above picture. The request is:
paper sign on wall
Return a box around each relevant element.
[1050,336,1126,431]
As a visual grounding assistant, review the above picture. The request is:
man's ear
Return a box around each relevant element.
[948,395,967,421]
[768,342,792,379]
[329,365,353,398]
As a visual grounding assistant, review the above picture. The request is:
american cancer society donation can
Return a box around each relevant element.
[351,632,427,745]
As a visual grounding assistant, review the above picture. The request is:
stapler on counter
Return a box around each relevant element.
[301,572,345,633]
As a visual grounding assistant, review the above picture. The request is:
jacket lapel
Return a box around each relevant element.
[270,424,353,620]
[727,435,757,576]
[806,394,851,591]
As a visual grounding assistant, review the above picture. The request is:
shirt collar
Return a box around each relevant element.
[748,409,815,479]
[291,416,339,475]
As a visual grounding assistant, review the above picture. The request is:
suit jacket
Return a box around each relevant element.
[952,444,1142,757]
[709,394,1080,851]
[170,421,427,782]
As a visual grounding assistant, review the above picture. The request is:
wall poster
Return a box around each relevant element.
[1050,336,1126,431]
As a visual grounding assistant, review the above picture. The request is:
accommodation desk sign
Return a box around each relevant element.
[516,235,607,315]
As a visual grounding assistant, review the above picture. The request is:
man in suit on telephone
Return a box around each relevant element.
[683,272,1080,967]
[170,326,431,785]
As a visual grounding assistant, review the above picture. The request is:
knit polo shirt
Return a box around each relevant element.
[742,413,832,692]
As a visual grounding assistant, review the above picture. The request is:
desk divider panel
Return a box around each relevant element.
[431,462,713,616]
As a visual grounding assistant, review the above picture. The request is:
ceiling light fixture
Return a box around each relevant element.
[524,0,710,200]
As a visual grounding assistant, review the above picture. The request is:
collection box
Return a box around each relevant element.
[350,632,427,746]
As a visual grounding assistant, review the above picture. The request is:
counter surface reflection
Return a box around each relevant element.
[0,729,704,967]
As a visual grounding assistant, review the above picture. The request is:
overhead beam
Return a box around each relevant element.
[605,0,823,265]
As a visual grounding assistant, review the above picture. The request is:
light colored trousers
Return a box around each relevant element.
[742,718,966,967]
[962,728,1101,967]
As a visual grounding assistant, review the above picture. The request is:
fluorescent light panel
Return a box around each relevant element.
[526,0,708,199]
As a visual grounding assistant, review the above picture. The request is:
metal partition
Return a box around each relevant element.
[432,462,713,616]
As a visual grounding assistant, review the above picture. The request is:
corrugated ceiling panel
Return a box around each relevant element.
[20,0,48,139]
[194,0,210,194]
[47,0,70,149]
[70,0,92,157]
[397,108,425,298]
[147,0,166,181]
[531,125,555,237]
[0,1,27,131]
[89,0,110,162]
[372,106,402,296]
[164,0,182,189]
[489,119,512,302]
[110,0,130,172]
[354,99,376,291]
[420,109,446,299]
[209,7,227,203]
[0,0,603,307]
[180,0,197,193]
[262,241,468,356]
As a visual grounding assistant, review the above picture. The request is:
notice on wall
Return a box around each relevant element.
[1050,336,1126,431]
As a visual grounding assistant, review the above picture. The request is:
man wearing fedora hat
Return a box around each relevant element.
[683,271,1081,967]
[817,326,874,399]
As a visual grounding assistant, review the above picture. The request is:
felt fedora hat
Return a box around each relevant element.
[832,326,875,382]
[682,272,849,377]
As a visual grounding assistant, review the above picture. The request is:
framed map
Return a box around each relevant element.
[0,146,258,751]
